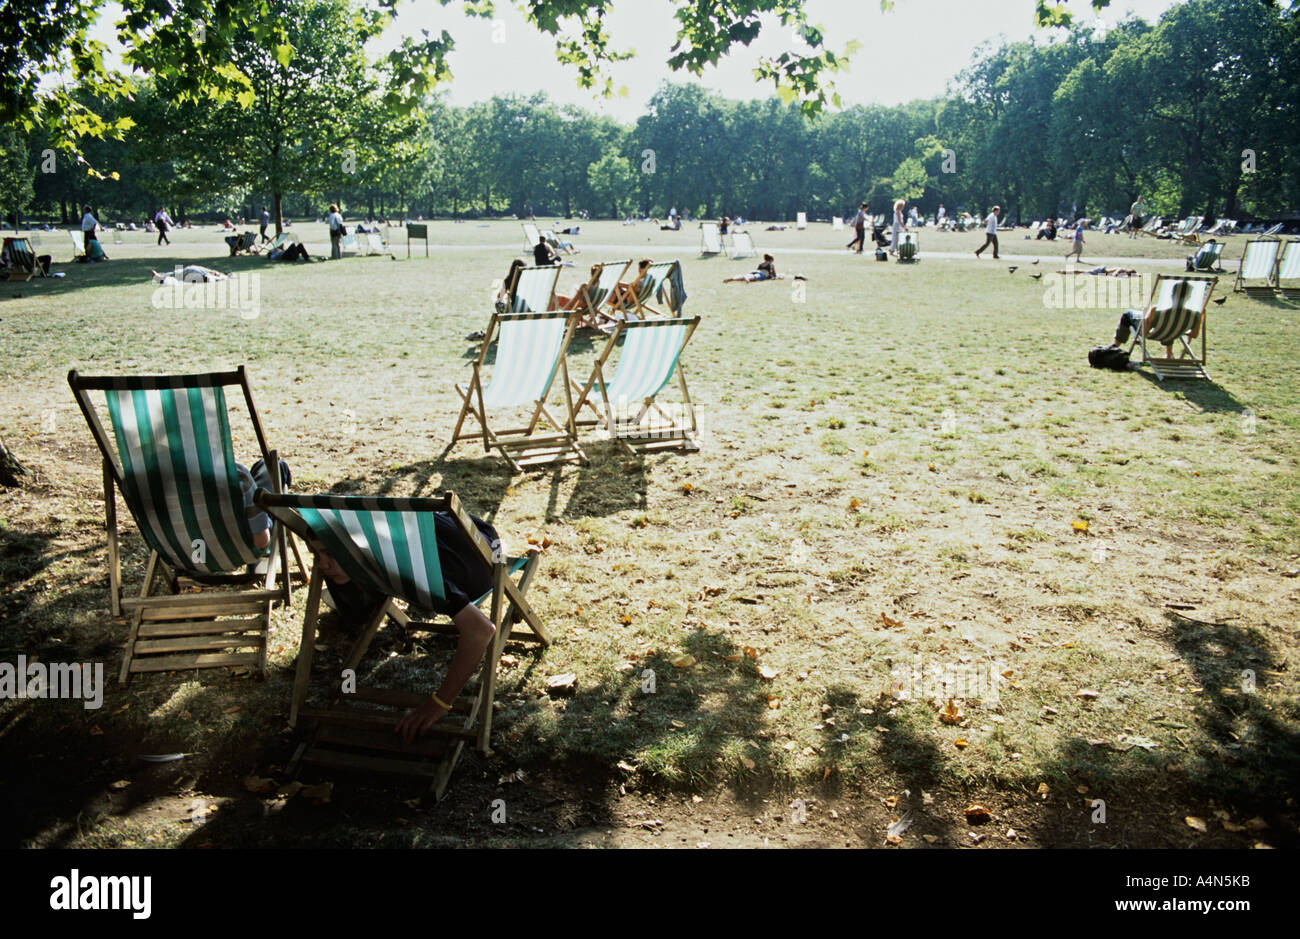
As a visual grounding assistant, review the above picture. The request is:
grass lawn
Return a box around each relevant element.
[2,219,1298,848]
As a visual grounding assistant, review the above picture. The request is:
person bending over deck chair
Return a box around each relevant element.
[1112,298,1202,360]
[303,511,506,744]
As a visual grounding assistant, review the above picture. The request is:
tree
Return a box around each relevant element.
[0,128,35,226]
[587,150,637,218]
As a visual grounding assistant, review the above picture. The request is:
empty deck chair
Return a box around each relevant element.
[1123,274,1217,381]
[449,298,587,470]
[67,367,303,684]
[1275,241,1300,300]
[339,231,360,256]
[1233,239,1281,296]
[700,222,724,256]
[522,222,541,251]
[255,490,548,799]
[796,212,808,230]
[832,217,844,231]
[365,232,391,256]
[572,316,702,454]
[730,231,755,260]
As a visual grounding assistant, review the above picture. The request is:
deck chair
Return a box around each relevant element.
[2,237,45,280]
[571,259,630,329]
[1137,216,1162,237]
[730,231,755,260]
[339,232,359,256]
[700,222,724,257]
[522,222,541,251]
[572,316,702,454]
[505,263,560,313]
[615,259,686,321]
[796,212,808,230]
[254,231,295,256]
[226,231,257,256]
[67,367,304,684]
[1178,217,1206,246]
[897,231,920,262]
[365,232,391,256]
[1233,239,1281,296]
[254,490,548,798]
[1274,241,1300,300]
[449,301,587,470]
[68,230,85,259]
[1123,274,1216,381]
[1261,223,1284,237]
[832,217,844,231]
[1187,240,1224,272]
[543,230,578,256]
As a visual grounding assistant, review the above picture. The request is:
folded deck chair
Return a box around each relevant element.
[1188,240,1224,272]
[254,490,548,798]
[2,237,44,280]
[699,222,724,257]
[1233,239,1281,296]
[1275,241,1300,300]
[1123,274,1216,381]
[730,231,755,260]
[522,222,541,252]
[67,367,304,684]
[449,304,587,470]
[572,316,702,454]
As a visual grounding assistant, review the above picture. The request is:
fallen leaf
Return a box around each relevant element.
[849,498,861,510]
[758,665,779,680]
[1245,817,1269,831]
[109,779,130,791]
[616,761,637,773]
[671,653,696,669]
[1072,518,1090,533]
[1184,816,1208,833]
[1076,689,1100,700]
[881,612,905,629]
[954,737,969,749]
[939,698,964,725]
[965,804,991,824]
[739,756,756,771]
[546,673,577,694]
[1037,782,1050,800]
[1222,820,1247,833]
[922,834,937,844]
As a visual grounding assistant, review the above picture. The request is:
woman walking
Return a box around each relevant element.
[890,199,906,256]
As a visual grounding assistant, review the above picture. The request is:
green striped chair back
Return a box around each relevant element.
[3,238,36,271]
[482,311,571,409]
[603,318,695,405]
[510,265,559,313]
[1147,277,1210,346]
[898,233,918,260]
[1277,241,1300,282]
[100,381,262,575]
[638,261,682,310]
[590,260,630,308]
[1192,242,1223,271]
[1240,240,1280,281]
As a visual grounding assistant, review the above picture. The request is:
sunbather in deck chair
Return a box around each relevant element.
[558,259,630,330]
[2,237,48,280]
[611,260,686,325]
[1136,216,1163,237]
[700,222,725,257]
[1275,241,1300,300]
[571,316,703,454]
[544,229,578,255]
[254,490,547,798]
[67,367,304,684]
[450,272,587,470]
[1233,239,1281,296]
[1177,217,1206,246]
[1186,239,1224,272]
[1114,274,1217,381]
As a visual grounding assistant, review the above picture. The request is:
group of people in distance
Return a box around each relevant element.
[845,200,906,256]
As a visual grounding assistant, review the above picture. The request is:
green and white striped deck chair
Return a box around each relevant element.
[253,231,294,256]
[522,222,541,251]
[2,237,42,281]
[623,260,686,321]
[253,490,548,798]
[1177,217,1205,245]
[450,305,587,470]
[1276,241,1300,300]
[1233,239,1281,296]
[700,222,724,257]
[897,231,919,262]
[572,316,702,454]
[730,232,755,260]
[1123,274,1217,381]
[1137,216,1162,237]
[339,231,360,256]
[508,263,560,313]
[574,259,630,329]
[365,232,390,256]
[1188,240,1224,272]
[543,229,577,256]
[67,367,302,684]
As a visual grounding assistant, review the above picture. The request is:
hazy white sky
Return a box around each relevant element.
[382,0,1188,118]
[89,0,1189,119]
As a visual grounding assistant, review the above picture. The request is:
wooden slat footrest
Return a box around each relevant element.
[128,650,262,672]
[133,633,266,655]
[137,616,265,638]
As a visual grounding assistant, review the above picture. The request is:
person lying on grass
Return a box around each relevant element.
[151,265,231,284]
[303,511,507,744]
[724,254,778,283]
[1056,266,1139,277]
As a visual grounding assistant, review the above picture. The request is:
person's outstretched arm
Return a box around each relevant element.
[395,603,497,744]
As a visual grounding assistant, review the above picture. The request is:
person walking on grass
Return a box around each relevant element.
[847,202,868,253]
[974,205,1001,259]
[1065,218,1085,262]
[154,207,174,246]
[890,199,906,256]
[259,206,271,243]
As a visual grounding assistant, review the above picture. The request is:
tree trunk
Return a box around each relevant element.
[0,437,30,488]
[273,192,284,235]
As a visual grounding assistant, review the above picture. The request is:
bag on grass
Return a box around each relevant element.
[1088,343,1131,371]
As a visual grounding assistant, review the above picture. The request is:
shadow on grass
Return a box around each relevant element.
[1132,370,1245,413]
[0,252,284,302]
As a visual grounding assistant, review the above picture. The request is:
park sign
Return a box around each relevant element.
[407,223,429,258]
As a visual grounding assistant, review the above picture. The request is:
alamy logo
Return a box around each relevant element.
[49,869,151,919]
[0,656,104,709]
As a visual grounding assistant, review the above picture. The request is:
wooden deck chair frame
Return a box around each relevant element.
[1233,239,1281,296]
[626,260,685,320]
[449,303,588,471]
[1275,241,1300,300]
[254,490,548,799]
[67,366,306,684]
[1124,274,1217,382]
[571,315,702,454]
[699,222,725,257]
[3,237,44,281]
[522,222,541,252]
[1188,240,1225,273]
[573,258,630,329]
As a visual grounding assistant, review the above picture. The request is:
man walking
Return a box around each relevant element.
[259,206,271,243]
[974,205,1001,259]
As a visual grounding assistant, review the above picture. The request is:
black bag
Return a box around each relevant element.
[338,224,347,236]
[875,248,888,261]
[1088,343,1131,371]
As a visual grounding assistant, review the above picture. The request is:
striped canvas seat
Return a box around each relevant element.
[450,297,586,470]
[1234,239,1281,295]
[254,490,548,797]
[522,222,541,251]
[1276,241,1300,299]
[897,232,919,262]
[1189,241,1224,272]
[68,368,300,683]
[572,316,702,454]
[700,222,724,256]
[2,237,42,280]
[573,259,630,329]
[730,232,755,260]
[626,260,685,318]
[1124,275,1217,382]
[509,263,560,312]
[339,232,359,255]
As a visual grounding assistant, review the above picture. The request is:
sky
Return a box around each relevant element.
[378,0,1188,119]
[87,0,1189,120]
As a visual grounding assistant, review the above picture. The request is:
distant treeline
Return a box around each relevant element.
[2,0,1294,227]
